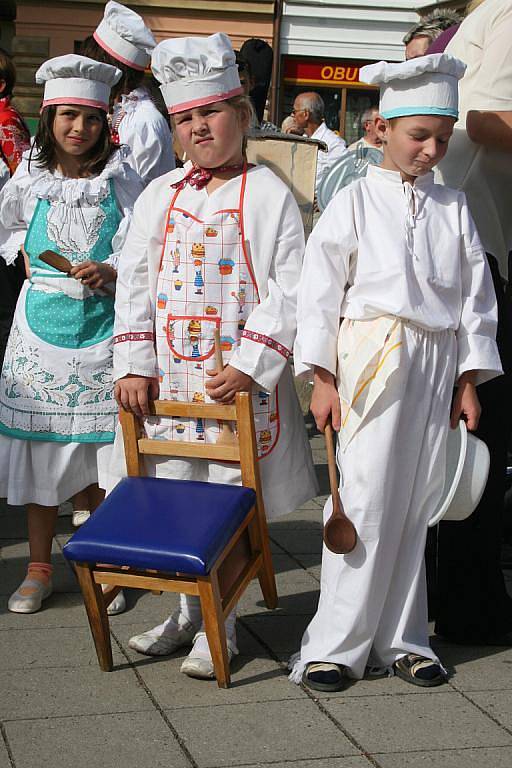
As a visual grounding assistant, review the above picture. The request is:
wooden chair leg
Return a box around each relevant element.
[249,518,278,610]
[197,576,231,689]
[74,563,113,672]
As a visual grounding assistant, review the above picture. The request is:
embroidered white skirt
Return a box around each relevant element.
[0,435,112,506]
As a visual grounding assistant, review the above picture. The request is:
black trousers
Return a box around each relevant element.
[430,253,512,642]
[0,254,25,371]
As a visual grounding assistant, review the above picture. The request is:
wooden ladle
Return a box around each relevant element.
[38,249,114,296]
[213,328,238,445]
[323,422,358,554]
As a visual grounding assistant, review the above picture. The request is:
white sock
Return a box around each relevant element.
[179,593,202,627]
[192,607,238,660]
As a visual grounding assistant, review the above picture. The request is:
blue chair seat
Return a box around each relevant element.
[63,477,256,576]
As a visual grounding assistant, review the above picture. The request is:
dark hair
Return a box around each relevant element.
[30,104,116,176]
[0,47,16,98]
[79,35,144,104]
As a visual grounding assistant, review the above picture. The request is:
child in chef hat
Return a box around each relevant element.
[108,32,317,680]
[290,54,502,691]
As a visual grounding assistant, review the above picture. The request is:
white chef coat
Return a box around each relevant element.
[296,164,502,387]
[110,162,318,518]
[113,87,175,186]
[311,122,347,192]
[436,0,512,276]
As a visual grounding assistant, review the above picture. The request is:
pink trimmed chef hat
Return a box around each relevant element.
[36,54,122,112]
[151,33,243,115]
[94,1,155,71]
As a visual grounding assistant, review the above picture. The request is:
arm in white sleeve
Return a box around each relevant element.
[456,197,503,386]
[294,188,357,379]
[127,116,175,185]
[0,165,31,264]
[112,190,159,381]
[229,190,305,393]
[107,167,145,269]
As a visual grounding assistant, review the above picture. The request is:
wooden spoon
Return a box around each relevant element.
[213,328,238,445]
[323,421,357,554]
[38,249,114,296]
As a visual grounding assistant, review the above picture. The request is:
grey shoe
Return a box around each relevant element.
[180,631,236,680]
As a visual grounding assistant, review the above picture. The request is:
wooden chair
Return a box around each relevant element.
[63,393,277,688]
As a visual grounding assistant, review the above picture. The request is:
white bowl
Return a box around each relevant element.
[428,421,490,527]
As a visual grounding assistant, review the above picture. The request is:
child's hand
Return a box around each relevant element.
[450,371,481,431]
[114,374,160,418]
[311,367,342,432]
[70,260,117,290]
[205,364,253,404]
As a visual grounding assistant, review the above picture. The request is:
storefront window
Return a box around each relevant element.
[281,56,378,142]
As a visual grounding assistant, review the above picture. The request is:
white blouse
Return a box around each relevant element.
[0,147,144,269]
[114,88,175,186]
[296,164,502,386]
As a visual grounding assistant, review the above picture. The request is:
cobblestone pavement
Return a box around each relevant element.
[2,430,512,768]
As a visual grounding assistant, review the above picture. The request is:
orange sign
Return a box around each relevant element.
[283,57,377,89]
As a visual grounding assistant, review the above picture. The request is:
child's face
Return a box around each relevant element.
[52,105,104,159]
[173,101,246,169]
[376,114,455,182]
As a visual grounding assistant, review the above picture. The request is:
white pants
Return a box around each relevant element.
[291,323,457,680]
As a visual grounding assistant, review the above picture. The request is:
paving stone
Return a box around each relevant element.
[0,592,89,630]
[322,692,512,754]
[375,747,512,768]
[137,654,307,709]
[238,567,319,616]
[0,626,124,670]
[270,529,324,555]
[0,537,62,562]
[469,690,512,728]
[0,665,153,720]
[310,673,449,700]
[168,699,358,767]
[237,759,370,768]
[240,613,311,655]
[432,642,512,691]
[0,561,80,595]
[5,711,189,768]
[0,740,10,768]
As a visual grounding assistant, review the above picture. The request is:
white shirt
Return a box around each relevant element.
[114,88,175,186]
[436,0,512,276]
[296,165,501,386]
[311,123,347,192]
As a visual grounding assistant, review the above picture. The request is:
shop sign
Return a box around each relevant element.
[283,58,377,89]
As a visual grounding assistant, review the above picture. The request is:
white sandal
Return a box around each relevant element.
[129,611,197,656]
[8,578,53,614]
[72,509,91,527]
[180,631,237,680]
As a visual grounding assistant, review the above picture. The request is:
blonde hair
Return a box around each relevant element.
[467,0,485,14]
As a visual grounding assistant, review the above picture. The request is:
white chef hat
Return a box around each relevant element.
[151,32,243,114]
[94,0,155,71]
[360,53,466,120]
[36,54,122,112]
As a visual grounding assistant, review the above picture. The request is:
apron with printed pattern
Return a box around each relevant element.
[147,168,279,457]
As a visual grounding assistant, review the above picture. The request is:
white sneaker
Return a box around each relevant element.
[101,586,127,615]
[129,611,198,656]
[72,509,91,527]
[8,578,53,614]
[180,630,237,680]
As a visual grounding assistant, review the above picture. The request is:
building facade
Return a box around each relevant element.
[279,0,465,141]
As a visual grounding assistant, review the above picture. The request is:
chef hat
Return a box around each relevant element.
[94,1,155,71]
[151,33,243,114]
[36,54,122,112]
[360,53,466,120]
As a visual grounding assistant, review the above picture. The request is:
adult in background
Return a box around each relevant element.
[347,106,382,153]
[0,48,30,370]
[291,91,347,193]
[435,0,512,645]
[82,0,175,186]
[403,8,462,60]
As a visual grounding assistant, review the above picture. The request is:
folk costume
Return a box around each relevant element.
[290,54,502,684]
[94,1,175,185]
[0,55,143,506]
[109,33,317,674]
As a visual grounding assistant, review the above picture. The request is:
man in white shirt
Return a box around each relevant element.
[291,92,347,192]
[348,106,383,153]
